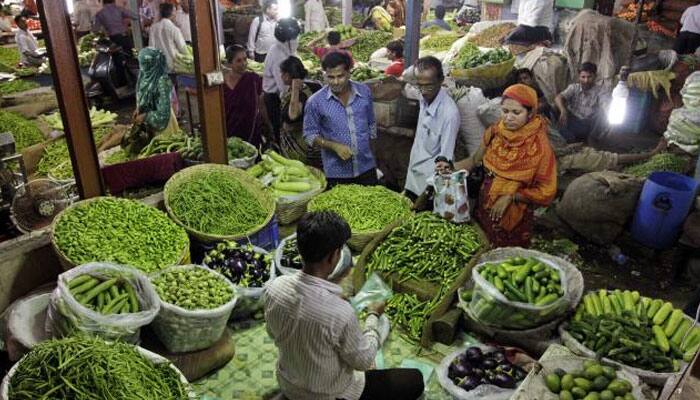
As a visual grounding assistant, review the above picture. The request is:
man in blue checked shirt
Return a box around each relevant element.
[303,52,379,187]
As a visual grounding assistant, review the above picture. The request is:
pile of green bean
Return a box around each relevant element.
[0,110,43,151]
[308,185,412,233]
[152,267,234,310]
[8,336,189,400]
[53,197,189,272]
[366,212,482,285]
[385,293,438,343]
[0,79,39,95]
[168,170,269,236]
[36,127,111,178]
[623,152,689,177]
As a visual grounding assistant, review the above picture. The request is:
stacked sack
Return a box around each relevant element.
[664,71,700,154]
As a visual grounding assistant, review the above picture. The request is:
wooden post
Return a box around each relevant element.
[37,0,104,198]
[404,0,422,68]
[190,0,227,164]
[129,0,143,50]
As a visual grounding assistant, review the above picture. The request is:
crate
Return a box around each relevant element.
[555,0,595,9]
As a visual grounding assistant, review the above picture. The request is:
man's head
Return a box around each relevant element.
[516,68,535,88]
[280,55,307,85]
[14,15,27,30]
[414,56,444,103]
[297,211,351,278]
[263,0,279,19]
[435,5,446,20]
[579,62,597,90]
[327,31,341,46]
[160,3,175,20]
[322,51,352,95]
[386,40,403,61]
[274,18,300,43]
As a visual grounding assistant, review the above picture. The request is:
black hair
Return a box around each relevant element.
[14,15,24,24]
[435,5,446,19]
[280,56,307,79]
[297,211,351,265]
[263,0,277,12]
[160,3,175,19]
[322,51,353,72]
[580,62,597,75]
[415,56,444,81]
[435,156,454,167]
[103,0,115,4]
[327,31,341,46]
[516,68,533,78]
[386,40,403,58]
[225,44,247,63]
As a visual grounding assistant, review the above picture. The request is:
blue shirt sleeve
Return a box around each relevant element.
[303,96,322,146]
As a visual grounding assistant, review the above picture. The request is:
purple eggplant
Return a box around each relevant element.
[457,376,481,391]
[465,347,483,363]
[491,373,516,389]
[489,350,507,364]
[481,358,497,370]
[471,367,484,378]
[449,362,471,379]
[497,363,513,374]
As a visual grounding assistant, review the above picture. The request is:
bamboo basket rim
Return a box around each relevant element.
[163,164,276,242]
[50,196,190,271]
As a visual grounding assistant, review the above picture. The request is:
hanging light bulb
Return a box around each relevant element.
[608,66,630,126]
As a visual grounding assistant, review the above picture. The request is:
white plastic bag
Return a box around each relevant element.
[430,170,470,223]
[477,98,502,128]
[150,265,238,353]
[45,262,160,343]
[664,108,700,155]
[517,0,554,29]
[681,71,700,109]
[456,87,488,156]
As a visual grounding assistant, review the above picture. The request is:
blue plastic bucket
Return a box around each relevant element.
[631,172,699,249]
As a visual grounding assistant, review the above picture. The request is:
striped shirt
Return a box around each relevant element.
[264,272,381,400]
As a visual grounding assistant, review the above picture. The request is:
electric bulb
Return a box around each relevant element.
[608,80,629,125]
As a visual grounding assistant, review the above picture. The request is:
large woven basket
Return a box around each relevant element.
[451,56,516,89]
[50,197,190,272]
[163,164,276,243]
[275,167,327,225]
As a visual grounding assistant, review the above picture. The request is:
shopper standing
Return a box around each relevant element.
[305,0,329,33]
[303,52,379,187]
[148,3,187,73]
[674,4,700,55]
[93,0,139,55]
[247,0,279,62]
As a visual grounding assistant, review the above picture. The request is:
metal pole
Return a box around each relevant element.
[37,0,104,198]
[191,0,228,164]
[129,0,143,50]
[404,0,421,68]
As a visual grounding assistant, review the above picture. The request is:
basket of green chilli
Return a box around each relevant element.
[51,197,190,272]
[163,163,275,242]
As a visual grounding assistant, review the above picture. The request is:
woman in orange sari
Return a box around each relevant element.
[455,84,557,248]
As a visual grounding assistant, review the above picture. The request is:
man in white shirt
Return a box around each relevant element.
[263,17,299,145]
[305,0,328,33]
[405,56,460,199]
[148,3,187,73]
[174,1,191,43]
[247,0,278,62]
[14,15,44,67]
[264,211,425,400]
[674,4,700,55]
[72,0,94,37]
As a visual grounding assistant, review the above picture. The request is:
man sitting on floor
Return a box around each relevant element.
[555,62,610,144]
[264,211,425,400]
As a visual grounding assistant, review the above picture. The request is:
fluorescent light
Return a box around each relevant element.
[279,0,292,18]
[608,79,629,126]
[66,0,74,14]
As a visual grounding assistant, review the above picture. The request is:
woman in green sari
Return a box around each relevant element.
[132,47,178,134]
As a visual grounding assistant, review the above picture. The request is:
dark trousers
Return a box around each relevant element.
[356,369,424,400]
[263,92,282,145]
[254,52,267,63]
[109,34,133,87]
[327,168,379,188]
[560,115,595,144]
[674,31,700,55]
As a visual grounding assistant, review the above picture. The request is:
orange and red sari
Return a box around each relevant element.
[475,101,557,248]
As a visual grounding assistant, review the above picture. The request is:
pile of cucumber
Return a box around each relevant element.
[544,360,635,400]
[567,290,699,372]
[68,274,141,315]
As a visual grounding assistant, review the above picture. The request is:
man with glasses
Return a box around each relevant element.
[404,56,460,200]
[303,51,378,187]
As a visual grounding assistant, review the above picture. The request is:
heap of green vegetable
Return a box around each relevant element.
[308,184,412,233]
[468,23,517,48]
[53,197,189,272]
[0,110,43,151]
[568,289,700,372]
[248,150,322,199]
[326,7,342,27]
[351,30,394,62]
[623,153,689,177]
[248,60,265,74]
[335,24,360,41]
[139,133,256,161]
[453,46,512,70]
[0,46,19,72]
[477,257,563,306]
[174,45,194,74]
[167,169,270,236]
[68,274,141,314]
[36,126,111,179]
[8,336,189,400]
[203,241,272,288]
[385,293,437,343]
[43,106,117,131]
[421,32,462,51]
[0,79,39,95]
[278,236,303,270]
[543,361,636,400]
[152,267,234,310]
[104,147,131,165]
[351,63,383,81]
[366,212,482,285]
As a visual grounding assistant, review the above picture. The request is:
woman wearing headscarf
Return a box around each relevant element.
[132,47,178,135]
[455,84,557,248]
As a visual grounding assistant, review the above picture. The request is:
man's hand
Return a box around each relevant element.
[291,78,303,93]
[133,113,146,124]
[454,158,475,172]
[331,142,353,161]
[367,301,385,316]
[489,194,514,222]
[558,111,568,128]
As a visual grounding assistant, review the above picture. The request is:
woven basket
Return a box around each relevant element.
[163,164,275,243]
[228,140,258,169]
[451,56,516,89]
[346,195,413,252]
[50,197,190,272]
[275,167,327,225]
